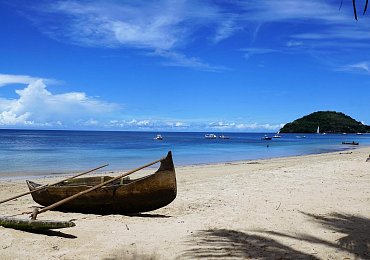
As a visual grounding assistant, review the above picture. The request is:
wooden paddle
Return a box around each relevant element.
[0,164,109,205]
[31,156,165,220]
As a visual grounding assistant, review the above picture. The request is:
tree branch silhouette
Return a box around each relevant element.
[350,0,369,19]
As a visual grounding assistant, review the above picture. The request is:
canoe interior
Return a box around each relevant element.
[27,151,177,214]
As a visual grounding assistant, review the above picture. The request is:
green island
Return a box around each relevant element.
[280,111,370,133]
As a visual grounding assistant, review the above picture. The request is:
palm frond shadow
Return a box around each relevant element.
[181,229,318,259]
[259,212,370,259]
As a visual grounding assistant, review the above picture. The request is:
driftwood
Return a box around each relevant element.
[0,216,75,230]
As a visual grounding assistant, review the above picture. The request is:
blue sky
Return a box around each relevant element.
[0,0,369,132]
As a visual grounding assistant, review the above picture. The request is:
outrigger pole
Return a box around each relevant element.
[0,164,109,205]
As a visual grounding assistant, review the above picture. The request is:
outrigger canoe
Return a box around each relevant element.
[26,151,177,214]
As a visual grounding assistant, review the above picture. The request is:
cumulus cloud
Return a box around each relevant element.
[0,77,119,127]
[208,121,284,131]
[105,119,282,131]
[0,74,60,87]
[107,119,189,130]
[0,76,285,131]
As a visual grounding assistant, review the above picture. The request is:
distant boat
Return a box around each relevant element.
[205,134,217,139]
[273,130,281,138]
[296,135,307,139]
[261,135,272,140]
[342,141,359,145]
[356,133,363,135]
[154,134,163,140]
[316,125,320,134]
[219,135,230,139]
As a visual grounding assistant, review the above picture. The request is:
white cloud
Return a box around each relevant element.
[105,119,282,131]
[153,49,228,71]
[241,48,279,59]
[0,75,285,130]
[18,0,370,72]
[106,119,189,130]
[286,40,303,47]
[338,61,370,73]
[0,77,119,127]
[41,0,193,50]
[0,74,60,87]
[213,19,242,44]
[208,121,284,131]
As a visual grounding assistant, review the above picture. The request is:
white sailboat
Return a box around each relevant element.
[273,130,281,138]
[316,125,320,134]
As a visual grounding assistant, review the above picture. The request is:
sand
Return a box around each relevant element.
[0,147,369,259]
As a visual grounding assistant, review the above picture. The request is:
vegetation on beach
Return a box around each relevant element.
[280,111,370,133]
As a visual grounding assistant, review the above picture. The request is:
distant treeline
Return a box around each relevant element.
[280,111,370,133]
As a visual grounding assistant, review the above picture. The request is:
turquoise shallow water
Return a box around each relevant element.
[0,129,369,178]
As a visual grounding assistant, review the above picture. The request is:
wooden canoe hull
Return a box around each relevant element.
[27,152,177,214]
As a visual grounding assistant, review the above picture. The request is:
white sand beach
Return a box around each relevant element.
[0,147,369,259]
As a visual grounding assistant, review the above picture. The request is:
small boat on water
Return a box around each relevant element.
[342,141,359,145]
[154,134,163,140]
[26,152,177,214]
[205,134,217,139]
[261,135,272,140]
[273,130,281,138]
[219,135,230,139]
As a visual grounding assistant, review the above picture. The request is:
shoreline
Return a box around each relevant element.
[0,145,370,182]
[0,146,369,259]
[0,144,368,181]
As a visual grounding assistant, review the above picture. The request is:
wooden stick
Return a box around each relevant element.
[31,156,164,219]
[0,164,109,205]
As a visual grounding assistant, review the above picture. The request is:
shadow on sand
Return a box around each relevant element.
[124,213,171,218]
[259,212,370,259]
[182,212,369,259]
[17,229,77,239]
[181,229,318,259]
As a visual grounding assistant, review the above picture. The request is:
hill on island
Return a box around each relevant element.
[280,111,370,133]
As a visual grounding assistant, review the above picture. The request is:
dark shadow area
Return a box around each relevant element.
[50,211,170,218]
[124,213,171,218]
[18,229,77,239]
[181,229,318,259]
[258,212,370,259]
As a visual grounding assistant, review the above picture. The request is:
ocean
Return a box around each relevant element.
[0,129,369,178]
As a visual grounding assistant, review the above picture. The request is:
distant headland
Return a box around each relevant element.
[280,111,370,133]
